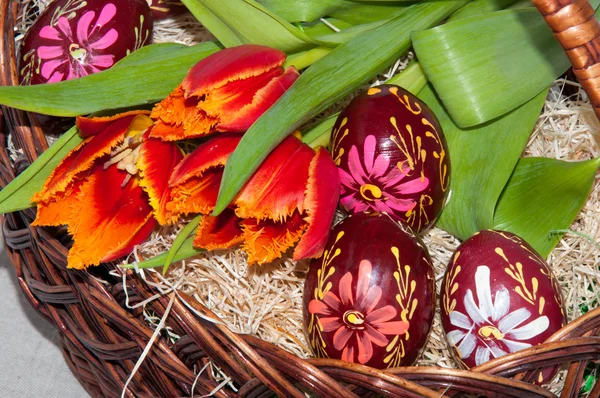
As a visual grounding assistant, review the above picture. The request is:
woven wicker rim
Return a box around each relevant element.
[2,0,600,396]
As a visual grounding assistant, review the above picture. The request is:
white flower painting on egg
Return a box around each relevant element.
[447,265,549,365]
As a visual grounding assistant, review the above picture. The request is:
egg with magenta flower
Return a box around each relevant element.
[20,0,153,85]
[303,213,436,368]
[441,230,566,384]
[331,84,450,233]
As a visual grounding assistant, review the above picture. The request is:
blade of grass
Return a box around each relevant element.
[493,157,600,258]
[0,126,83,213]
[214,0,468,215]
[419,84,548,239]
[0,42,221,116]
[181,0,317,52]
[162,215,202,274]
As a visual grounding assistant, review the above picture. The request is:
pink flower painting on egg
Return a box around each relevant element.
[308,259,409,365]
[37,3,119,82]
[339,134,429,216]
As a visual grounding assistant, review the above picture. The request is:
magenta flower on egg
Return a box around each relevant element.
[339,134,429,216]
[37,3,119,82]
[308,259,409,365]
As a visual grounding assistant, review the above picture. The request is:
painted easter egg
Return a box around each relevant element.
[303,213,436,368]
[20,0,153,85]
[331,84,450,233]
[147,0,187,19]
[440,230,566,383]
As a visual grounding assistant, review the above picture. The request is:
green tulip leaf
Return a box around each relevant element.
[494,157,600,258]
[419,84,548,240]
[214,0,468,215]
[163,215,202,274]
[412,8,571,127]
[0,42,221,117]
[122,233,205,271]
[181,0,316,52]
[0,126,83,213]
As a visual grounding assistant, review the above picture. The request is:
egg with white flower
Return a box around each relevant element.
[440,230,566,384]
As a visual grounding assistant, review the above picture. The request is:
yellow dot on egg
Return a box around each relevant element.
[367,88,381,95]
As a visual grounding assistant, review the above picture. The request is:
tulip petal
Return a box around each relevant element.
[241,211,307,265]
[167,135,241,218]
[182,45,287,97]
[76,110,150,138]
[32,182,82,227]
[236,136,313,221]
[33,113,140,204]
[137,134,184,225]
[66,164,154,269]
[293,147,340,260]
[150,86,218,141]
[193,209,244,251]
[217,66,299,132]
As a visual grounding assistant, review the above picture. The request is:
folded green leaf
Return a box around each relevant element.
[493,157,600,258]
[0,42,221,116]
[420,84,548,239]
[0,126,83,213]
[181,0,316,52]
[163,215,202,274]
[214,0,468,215]
[412,8,570,127]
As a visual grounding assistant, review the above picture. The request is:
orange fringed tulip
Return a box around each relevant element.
[32,112,183,269]
[167,134,340,265]
[150,44,299,141]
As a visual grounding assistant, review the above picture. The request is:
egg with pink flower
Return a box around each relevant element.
[331,84,450,233]
[302,213,436,368]
[441,230,566,384]
[20,0,153,85]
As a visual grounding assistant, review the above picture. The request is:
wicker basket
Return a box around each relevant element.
[2,0,600,396]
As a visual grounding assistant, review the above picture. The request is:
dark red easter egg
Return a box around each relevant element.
[20,0,153,85]
[440,230,566,383]
[331,84,450,233]
[302,213,436,368]
[146,0,187,19]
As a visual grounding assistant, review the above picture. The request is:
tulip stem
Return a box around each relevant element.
[285,47,332,71]
[302,61,429,149]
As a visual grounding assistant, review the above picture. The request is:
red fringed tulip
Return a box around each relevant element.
[168,134,340,265]
[150,44,299,141]
[32,112,183,269]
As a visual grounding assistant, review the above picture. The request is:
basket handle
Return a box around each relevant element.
[533,0,600,120]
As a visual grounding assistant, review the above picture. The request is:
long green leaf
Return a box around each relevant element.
[447,0,519,21]
[163,215,202,274]
[214,0,467,215]
[122,235,204,270]
[494,157,600,258]
[302,62,428,148]
[257,0,349,22]
[0,42,221,116]
[181,0,316,52]
[0,126,83,213]
[419,84,547,239]
[258,0,409,24]
[412,8,569,127]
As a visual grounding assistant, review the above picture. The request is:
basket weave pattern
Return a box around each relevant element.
[1,0,600,396]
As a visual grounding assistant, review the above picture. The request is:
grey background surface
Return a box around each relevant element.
[0,246,88,397]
